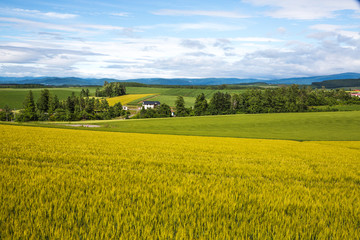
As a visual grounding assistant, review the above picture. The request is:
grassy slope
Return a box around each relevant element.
[1,86,246,109]
[37,111,360,141]
[312,104,360,111]
[0,87,98,109]
[126,87,247,97]
[126,87,248,107]
[149,95,196,107]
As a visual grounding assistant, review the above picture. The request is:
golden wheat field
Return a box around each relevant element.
[106,94,156,106]
[0,124,360,239]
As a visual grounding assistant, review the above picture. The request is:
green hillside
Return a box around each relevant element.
[0,86,249,109]
[127,87,247,98]
[125,87,249,107]
[0,87,98,109]
[35,111,360,141]
[312,79,360,89]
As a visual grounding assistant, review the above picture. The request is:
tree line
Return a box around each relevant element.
[133,104,172,118]
[120,85,360,120]
[188,85,360,116]
[9,89,128,122]
[2,84,360,122]
[95,82,126,97]
[0,82,128,122]
[312,79,360,89]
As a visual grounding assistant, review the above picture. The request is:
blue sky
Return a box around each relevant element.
[0,0,359,80]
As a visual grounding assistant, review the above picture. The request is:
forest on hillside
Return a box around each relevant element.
[1,84,360,121]
[135,85,360,118]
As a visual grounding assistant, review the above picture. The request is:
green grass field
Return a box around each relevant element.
[0,86,247,109]
[38,111,360,141]
[126,87,247,98]
[312,104,360,111]
[126,87,247,107]
[148,95,196,107]
[0,87,98,109]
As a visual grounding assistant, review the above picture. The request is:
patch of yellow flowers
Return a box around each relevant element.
[0,124,359,239]
[106,94,156,106]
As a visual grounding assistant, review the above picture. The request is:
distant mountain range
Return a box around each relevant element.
[0,73,359,86]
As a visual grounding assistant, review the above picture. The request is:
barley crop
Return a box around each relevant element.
[0,124,359,239]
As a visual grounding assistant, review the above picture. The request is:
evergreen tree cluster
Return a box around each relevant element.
[175,96,191,117]
[15,89,127,122]
[187,85,360,116]
[95,81,126,97]
[134,85,360,119]
[0,105,14,121]
[2,84,360,122]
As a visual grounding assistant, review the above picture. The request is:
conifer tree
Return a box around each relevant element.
[22,90,37,121]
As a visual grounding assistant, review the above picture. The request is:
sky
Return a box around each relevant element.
[0,0,359,80]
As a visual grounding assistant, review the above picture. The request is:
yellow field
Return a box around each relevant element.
[1,124,360,239]
[106,94,156,106]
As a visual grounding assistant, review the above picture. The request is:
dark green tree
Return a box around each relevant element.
[85,97,95,115]
[139,106,147,118]
[194,93,208,116]
[95,88,101,97]
[48,95,60,114]
[37,89,50,113]
[81,89,86,98]
[208,91,231,115]
[175,96,188,117]
[156,104,172,117]
[0,105,13,121]
[96,82,126,97]
[113,102,123,117]
[21,90,37,121]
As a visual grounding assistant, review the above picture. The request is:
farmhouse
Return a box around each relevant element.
[142,101,160,109]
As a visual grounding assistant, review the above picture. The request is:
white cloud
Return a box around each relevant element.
[177,23,244,31]
[7,8,77,19]
[111,12,130,17]
[0,48,38,63]
[0,17,79,32]
[243,0,359,19]
[152,9,249,18]
[0,17,132,36]
[231,37,283,42]
[180,39,206,49]
[309,24,360,39]
[77,24,125,31]
[277,27,287,34]
[310,24,357,32]
[140,22,244,32]
[234,38,360,78]
[1,31,359,79]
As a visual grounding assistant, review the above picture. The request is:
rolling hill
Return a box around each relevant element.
[1,73,360,86]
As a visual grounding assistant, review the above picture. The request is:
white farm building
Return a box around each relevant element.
[142,101,160,109]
